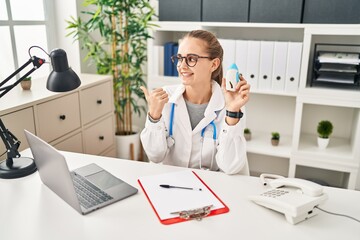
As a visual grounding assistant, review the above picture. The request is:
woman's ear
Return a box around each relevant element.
[211,58,221,72]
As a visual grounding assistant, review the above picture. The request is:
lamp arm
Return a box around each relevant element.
[0,118,20,167]
[0,56,45,98]
[0,55,45,167]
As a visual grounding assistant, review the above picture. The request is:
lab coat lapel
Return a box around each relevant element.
[168,85,192,138]
[192,81,225,134]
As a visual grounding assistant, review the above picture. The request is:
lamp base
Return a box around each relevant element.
[0,157,37,179]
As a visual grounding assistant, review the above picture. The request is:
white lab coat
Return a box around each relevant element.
[140,81,249,175]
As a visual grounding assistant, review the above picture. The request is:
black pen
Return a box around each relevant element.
[160,184,202,191]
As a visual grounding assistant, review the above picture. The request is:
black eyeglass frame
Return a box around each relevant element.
[171,54,211,67]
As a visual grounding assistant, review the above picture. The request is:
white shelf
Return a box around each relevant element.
[246,132,292,158]
[297,134,355,163]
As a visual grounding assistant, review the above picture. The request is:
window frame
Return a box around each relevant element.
[0,0,56,78]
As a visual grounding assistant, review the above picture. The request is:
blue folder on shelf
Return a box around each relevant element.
[164,42,178,76]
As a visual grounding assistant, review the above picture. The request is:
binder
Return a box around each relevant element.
[172,44,179,76]
[285,42,302,93]
[245,40,261,89]
[138,170,229,225]
[271,41,288,91]
[218,39,236,72]
[235,40,248,78]
[153,45,161,75]
[158,46,164,76]
[258,41,274,90]
[164,42,176,76]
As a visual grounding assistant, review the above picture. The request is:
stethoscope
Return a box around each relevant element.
[168,103,217,170]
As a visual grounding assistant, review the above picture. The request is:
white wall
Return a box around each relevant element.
[52,0,81,74]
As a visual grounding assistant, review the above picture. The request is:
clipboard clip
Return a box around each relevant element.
[172,205,213,221]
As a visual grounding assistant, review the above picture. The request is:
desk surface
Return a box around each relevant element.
[1,150,359,240]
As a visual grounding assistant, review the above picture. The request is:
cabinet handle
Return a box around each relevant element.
[250,74,255,78]
[99,136,104,140]
[97,99,102,104]
[290,77,295,82]
[263,75,267,79]
[59,114,66,120]
[276,76,281,80]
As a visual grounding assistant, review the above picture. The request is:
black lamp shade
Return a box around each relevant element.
[47,49,81,92]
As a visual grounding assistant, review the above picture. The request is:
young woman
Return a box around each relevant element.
[140,30,250,175]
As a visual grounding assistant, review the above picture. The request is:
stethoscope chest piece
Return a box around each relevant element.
[167,136,175,148]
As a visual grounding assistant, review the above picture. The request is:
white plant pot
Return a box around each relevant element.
[317,137,329,150]
[115,127,142,160]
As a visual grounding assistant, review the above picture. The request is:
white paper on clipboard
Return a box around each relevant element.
[138,170,225,220]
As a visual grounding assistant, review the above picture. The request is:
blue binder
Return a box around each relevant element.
[164,42,175,76]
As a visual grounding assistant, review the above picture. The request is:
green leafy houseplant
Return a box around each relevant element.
[271,132,280,146]
[244,128,251,141]
[317,120,333,139]
[67,0,156,135]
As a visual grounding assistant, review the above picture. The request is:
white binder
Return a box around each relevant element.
[271,41,288,91]
[153,45,164,76]
[258,41,274,90]
[285,42,303,93]
[245,40,261,89]
[235,40,248,78]
[218,39,236,73]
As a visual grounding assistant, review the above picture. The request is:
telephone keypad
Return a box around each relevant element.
[261,189,289,198]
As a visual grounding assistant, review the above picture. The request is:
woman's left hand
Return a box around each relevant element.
[221,75,250,112]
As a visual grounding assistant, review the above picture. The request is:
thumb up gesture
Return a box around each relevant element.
[140,86,169,120]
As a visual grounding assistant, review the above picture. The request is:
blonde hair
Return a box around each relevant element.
[182,30,223,85]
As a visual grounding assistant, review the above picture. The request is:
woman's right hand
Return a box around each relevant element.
[140,86,169,120]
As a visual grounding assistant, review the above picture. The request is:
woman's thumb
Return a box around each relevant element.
[140,86,149,100]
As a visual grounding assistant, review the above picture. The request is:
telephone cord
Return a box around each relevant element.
[315,206,360,223]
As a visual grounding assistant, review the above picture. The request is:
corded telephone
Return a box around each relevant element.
[248,174,328,224]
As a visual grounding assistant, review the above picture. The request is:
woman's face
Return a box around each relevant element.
[176,37,216,88]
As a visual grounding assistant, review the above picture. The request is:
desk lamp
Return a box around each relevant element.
[0,46,81,179]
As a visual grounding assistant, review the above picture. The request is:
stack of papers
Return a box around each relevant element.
[318,52,360,65]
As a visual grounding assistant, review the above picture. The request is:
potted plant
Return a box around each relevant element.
[244,128,251,141]
[271,132,280,146]
[67,0,156,160]
[317,120,333,150]
[20,76,32,90]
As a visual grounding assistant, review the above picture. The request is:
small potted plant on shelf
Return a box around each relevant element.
[244,128,251,141]
[271,132,280,146]
[317,120,333,150]
[20,76,31,90]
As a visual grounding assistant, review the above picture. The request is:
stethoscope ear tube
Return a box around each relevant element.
[169,103,176,137]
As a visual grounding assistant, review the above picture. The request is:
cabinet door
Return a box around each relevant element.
[37,92,81,142]
[80,81,113,125]
[0,107,35,159]
[53,132,83,154]
[83,115,114,155]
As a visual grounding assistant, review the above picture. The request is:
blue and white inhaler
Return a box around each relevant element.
[225,63,239,92]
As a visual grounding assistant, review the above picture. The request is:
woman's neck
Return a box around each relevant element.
[184,84,212,104]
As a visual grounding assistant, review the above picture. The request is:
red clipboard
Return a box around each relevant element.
[138,170,229,225]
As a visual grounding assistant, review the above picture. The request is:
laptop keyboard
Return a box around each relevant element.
[72,173,113,209]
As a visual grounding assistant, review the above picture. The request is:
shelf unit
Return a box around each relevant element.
[147,21,360,189]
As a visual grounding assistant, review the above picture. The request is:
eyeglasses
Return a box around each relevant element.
[171,54,211,67]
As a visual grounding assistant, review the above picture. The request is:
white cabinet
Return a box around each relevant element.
[0,74,116,160]
[147,22,360,190]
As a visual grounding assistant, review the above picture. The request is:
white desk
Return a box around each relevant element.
[1,150,359,240]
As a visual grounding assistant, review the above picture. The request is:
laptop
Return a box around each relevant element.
[24,130,138,215]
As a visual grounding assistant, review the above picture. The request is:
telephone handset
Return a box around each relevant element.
[249,175,328,224]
